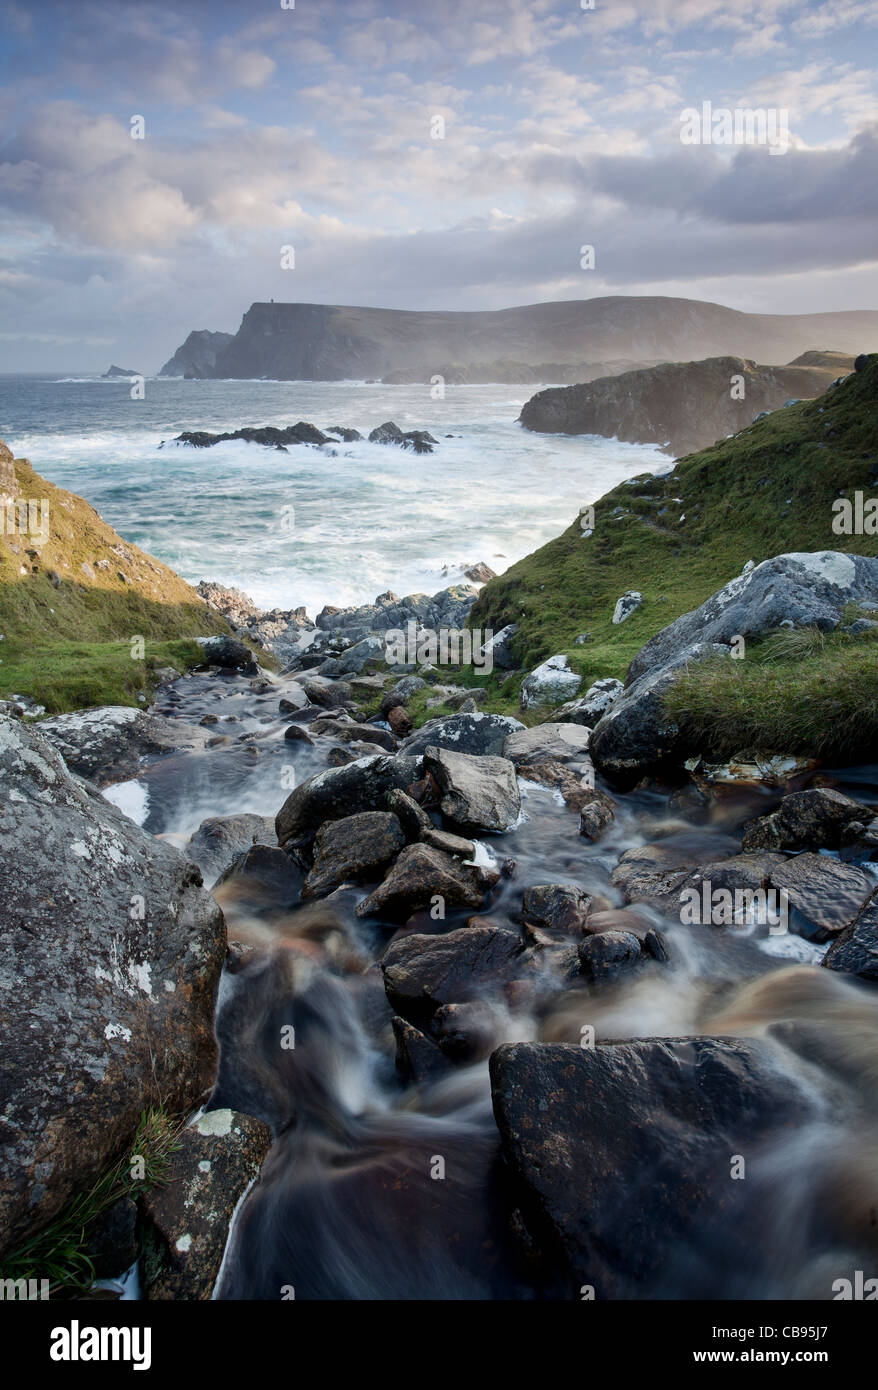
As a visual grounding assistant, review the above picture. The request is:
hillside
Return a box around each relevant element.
[0,442,230,711]
[159,297,878,382]
[519,353,852,457]
[469,355,878,699]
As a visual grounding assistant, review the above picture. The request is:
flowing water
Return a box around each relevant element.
[105,669,878,1302]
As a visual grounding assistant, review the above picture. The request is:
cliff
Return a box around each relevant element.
[518,354,854,457]
[159,297,878,383]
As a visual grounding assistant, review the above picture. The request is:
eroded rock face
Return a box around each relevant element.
[0,716,226,1256]
[38,707,208,788]
[424,745,521,833]
[489,1038,814,1298]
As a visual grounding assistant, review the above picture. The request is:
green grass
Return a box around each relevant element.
[664,625,878,763]
[468,356,878,708]
[0,457,239,711]
[0,1107,183,1294]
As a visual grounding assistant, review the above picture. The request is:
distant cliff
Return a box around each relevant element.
[518,354,855,457]
[158,298,878,383]
[160,329,235,378]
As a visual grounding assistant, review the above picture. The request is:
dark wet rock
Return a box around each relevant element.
[283,723,314,745]
[356,843,485,921]
[185,813,276,888]
[424,744,521,833]
[213,844,305,916]
[0,716,226,1256]
[385,787,433,840]
[391,1016,450,1085]
[279,687,309,713]
[367,420,438,453]
[276,753,423,848]
[302,811,406,899]
[432,1001,499,1062]
[521,883,591,937]
[196,634,258,672]
[39,707,208,788]
[839,816,878,864]
[310,716,397,752]
[676,853,789,923]
[387,705,413,736]
[176,421,330,449]
[577,929,655,984]
[400,711,525,758]
[768,854,876,940]
[741,788,871,853]
[489,1037,814,1298]
[382,926,526,1021]
[610,842,715,914]
[301,676,352,707]
[823,896,878,980]
[140,1108,272,1300]
[503,722,590,767]
[579,798,617,841]
[325,425,363,442]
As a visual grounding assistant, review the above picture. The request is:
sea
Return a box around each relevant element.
[0,373,668,615]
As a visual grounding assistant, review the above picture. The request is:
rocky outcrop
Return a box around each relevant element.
[160,299,878,384]
[0,716,226,1256]
[101,365,140,379]
[39,706,208,787]
[519,355,852,457]
[159,329,234,378]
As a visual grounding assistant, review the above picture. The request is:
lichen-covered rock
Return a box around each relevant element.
[275,754,423,848]
[0,716,226,1256]
[503,723,590,767]
[140,1108,272,1300]
[519,654,581,710]
[39,706,208,788]
[400,711,524,757]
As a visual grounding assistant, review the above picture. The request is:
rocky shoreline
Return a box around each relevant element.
[3,541,878,1300]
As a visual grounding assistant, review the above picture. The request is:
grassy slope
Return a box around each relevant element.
[0,457,232,712]
[469,356,878,704]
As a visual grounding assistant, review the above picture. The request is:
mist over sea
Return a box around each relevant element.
[0,374,666,615]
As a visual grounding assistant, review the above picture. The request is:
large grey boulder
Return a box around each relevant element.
[553,678,623,726]
[627,551,878,684]
[39,706,208,788]
[275,753,422,848]
[400,711,524,757]
[0,716,226,1256]
[503,722,590,767]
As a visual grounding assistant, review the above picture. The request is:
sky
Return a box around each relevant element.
[1,0,877,371]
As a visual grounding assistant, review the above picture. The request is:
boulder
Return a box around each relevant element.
[39,707,208,788]
[612,591,642,624]
[302,811,406,898]
[503,723,590,767]
[309,716,397,753]
[0,716,226,1256]
[521,883,591,937]
[768,854,876,940]
[741,788,871,853]
[554,678,623,726]
[185,813,276,888]
[578,798,616,841]
[478,624,518,670]
[577,929,657,984]
[424,745,521,833]
[356,843,484,921]
[490,1038,813,1298]
[275,754,423,848]
[140,1109,272,1300]
[196,634,257,672]
[382,926,526,1021]
[519,654,581,710]
[400,711,524,757]
[626,552,878,685]
[823,897,878,980]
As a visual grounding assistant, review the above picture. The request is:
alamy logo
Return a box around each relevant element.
[1,498,49,548]
[50,1320,152,1370]
[832,1270,878,1299]
[384,622,494,673]
[832,492,878,535]
[680,102,790,156]
[0,1276,49,1300]
[680,881,789,933]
